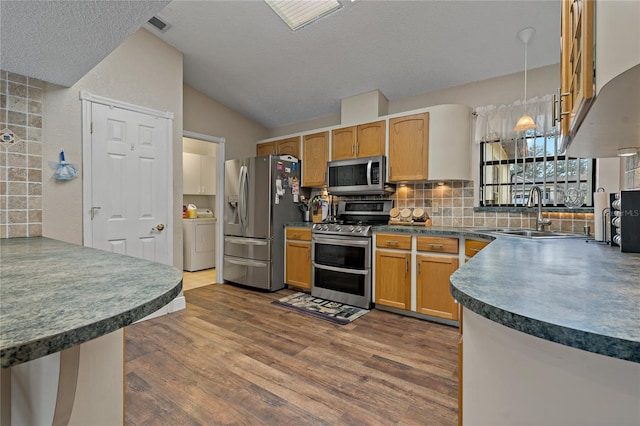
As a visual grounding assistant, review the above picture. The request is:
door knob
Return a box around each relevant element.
[152,224,165,231]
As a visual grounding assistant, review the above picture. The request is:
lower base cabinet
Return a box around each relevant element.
[416,254,459,320]
[375,250,411,309]
[285,228,311,289]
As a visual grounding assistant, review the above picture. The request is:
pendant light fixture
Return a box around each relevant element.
[514,27,537,132]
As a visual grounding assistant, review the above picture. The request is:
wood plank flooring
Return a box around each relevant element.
[182,268,217,291]
[125,284,460,425]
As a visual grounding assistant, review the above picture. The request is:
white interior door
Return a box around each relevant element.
[86,99,172,265]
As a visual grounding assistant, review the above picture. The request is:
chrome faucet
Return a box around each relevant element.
[527,186,552,231]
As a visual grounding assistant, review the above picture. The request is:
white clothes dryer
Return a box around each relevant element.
[183,218,216,271]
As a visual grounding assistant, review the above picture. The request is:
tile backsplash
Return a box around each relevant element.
[0,71,43,238]
[390,181,594,233]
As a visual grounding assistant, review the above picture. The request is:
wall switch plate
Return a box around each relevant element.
[432,202,439,213]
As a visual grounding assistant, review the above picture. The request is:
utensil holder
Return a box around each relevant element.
[312,209,323,223]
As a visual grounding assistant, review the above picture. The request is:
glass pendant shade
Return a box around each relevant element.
[514,114,536,131]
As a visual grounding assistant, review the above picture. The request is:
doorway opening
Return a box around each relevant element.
[181,130,225,290]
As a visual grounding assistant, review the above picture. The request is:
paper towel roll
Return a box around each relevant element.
[593,191,609,241]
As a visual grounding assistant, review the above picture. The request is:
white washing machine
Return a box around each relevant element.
[183,218,216,272]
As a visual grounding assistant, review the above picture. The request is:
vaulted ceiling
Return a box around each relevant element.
[1,1,561,129]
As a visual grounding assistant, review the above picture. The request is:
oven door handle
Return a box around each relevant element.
[312,236,371,247]
[312,262,369,275]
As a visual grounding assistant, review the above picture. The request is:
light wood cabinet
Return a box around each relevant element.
[417,236,459,254]
[458,331,463,426]
[416,254,459,320]
[375,249,411,309]
[302,131,329,187]
[375,233,412,309]
[256,141,277,156]
[465,239,490,258]
[559,0,595,140]
[331,120,385,160]
[183,152,216,195]
[256,136,300,159]
[388,112,429,182]
[285,227,312,289]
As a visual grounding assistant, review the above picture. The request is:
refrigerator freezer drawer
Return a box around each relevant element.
[223,255,271,290]
[224,236,271,261]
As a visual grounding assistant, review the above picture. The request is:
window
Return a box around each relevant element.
[480,131,595,208]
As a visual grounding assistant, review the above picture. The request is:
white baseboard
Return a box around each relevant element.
[135,295,186,323]
[169,295,186,312]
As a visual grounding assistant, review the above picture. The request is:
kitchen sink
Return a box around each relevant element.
[469,227,586,239]
[494,229,585,239]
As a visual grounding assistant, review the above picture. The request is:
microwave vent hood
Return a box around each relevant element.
[326,156,395,196]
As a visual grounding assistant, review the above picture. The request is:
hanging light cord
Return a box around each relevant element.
[523,39,528,114]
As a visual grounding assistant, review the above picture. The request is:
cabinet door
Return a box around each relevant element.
[302,131,329,187]
[285,241,311,289]
[200,155,216,195]
[375,249,411,309]
[276,137,300,159]
[182,152,201,194]
[416,254,459,320]
[388,113,429,182]
[464,239,489,257]
[331,126,357,160]
[560,0,595,139]
[256,142,277,156]
[357,120,386,158]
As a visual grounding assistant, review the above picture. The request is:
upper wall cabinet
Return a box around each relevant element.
[559,0,595,142]
[388,112,429,182]
[256,136,300,159]
[427,104,472,181]
[331,120,386,160]
[302,131,329,187]
[560,0,640,157]
[183,152,216,195]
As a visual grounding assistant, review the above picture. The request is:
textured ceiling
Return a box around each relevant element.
[0,0,170,87]
[151,0,561,128]
[1,1,561,130]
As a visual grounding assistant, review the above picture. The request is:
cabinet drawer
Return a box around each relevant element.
[286,228,311,241]
[465,239,489,257]
[416,236,458,254]
[376,233,412,250]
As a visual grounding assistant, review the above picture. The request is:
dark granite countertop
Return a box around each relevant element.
[0,237,183,368]
[371,225,640,362]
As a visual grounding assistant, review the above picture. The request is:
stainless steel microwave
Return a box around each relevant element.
[327,156,394,195]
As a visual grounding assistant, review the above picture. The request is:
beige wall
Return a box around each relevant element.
[42,29,184,266]
[268,64,560,137]
[183,84,268,160]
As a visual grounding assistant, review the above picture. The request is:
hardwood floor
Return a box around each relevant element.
[182,268,217,291]
[125,284,460,425]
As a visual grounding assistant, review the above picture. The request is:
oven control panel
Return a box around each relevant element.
[312,223,371,237]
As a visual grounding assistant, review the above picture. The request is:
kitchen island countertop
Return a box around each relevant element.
[373,225,640,362]
[0,237,183,368]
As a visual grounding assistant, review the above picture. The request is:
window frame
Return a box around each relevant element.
[479,133,596,209]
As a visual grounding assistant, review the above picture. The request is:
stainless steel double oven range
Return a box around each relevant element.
[311,199,392,309]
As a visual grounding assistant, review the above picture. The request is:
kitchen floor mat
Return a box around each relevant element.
[272,292,369,325]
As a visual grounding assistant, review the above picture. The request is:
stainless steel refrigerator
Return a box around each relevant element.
[223,155,301,291]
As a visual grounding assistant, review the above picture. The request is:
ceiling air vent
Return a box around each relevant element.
[146,15,171,33]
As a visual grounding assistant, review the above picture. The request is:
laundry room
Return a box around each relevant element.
[182,137,217,289]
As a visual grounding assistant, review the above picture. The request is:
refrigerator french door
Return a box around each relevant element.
[223,155,300,290]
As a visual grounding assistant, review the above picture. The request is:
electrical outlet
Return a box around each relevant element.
[432,202,439,213]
